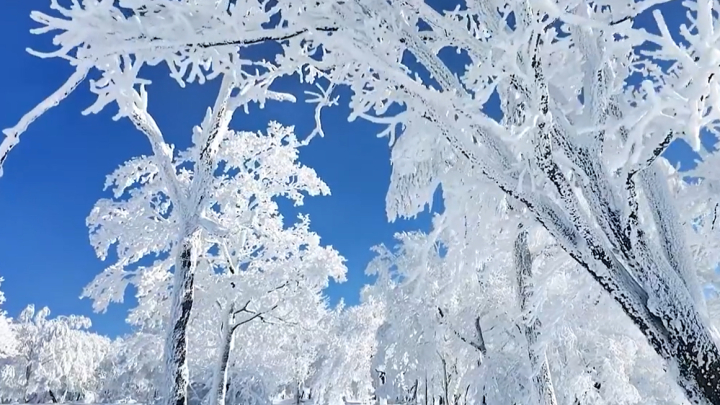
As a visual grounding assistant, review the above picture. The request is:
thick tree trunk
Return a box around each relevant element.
[208,305,235,405]
[163,234,199,405]
[667,332,720,404]
[514,227,557,405]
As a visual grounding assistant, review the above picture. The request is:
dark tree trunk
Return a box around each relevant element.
[163,237,197,405]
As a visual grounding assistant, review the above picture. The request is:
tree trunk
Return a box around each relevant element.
[514,226,558,405]
[23,363,32,404]
[163,233,199,405]
[208,305,235,405]
[440,355,450,405]
[424,376,428,405]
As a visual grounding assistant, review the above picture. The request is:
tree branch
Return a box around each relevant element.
[627,131,676,179]
[188,74,236,214]
[231,303,279,332]
[232,300,252,316]
[0,67,89,178]
[99,27,339,60]
[437,307,487,355]
[186,27,338,49]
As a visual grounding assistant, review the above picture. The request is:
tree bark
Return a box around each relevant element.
[440,355,450,405]
[23,362,32,403]
[163,234,199,405]
[514,226,558,405]
[424,376,428,405]
[208,304,235,405]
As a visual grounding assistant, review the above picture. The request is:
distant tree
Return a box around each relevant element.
[83,119,343,405]
[0,279,17,359]
[94,332,164,404]
[0,305,109,403]
[365,207,687,405]
[302,298,384,405]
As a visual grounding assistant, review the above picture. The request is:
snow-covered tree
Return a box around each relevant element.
[353,0,720,397]
[1,6,333,402]
[365,226,493,405]
[189,212,346,405]
[7,0,720,403]
[84,117,344,405]
[303,298,384,405]
[93,332,164,404]
[93,332,164,403]
[0,305,109,403]
[0,279,17,359]
[365,204,689,405]
[72,63,331,405]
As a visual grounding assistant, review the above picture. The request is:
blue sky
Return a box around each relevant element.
[0,0,703,338]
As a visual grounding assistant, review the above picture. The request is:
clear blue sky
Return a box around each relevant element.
[0,1,701,338]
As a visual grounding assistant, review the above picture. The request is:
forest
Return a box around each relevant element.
[1,0,720,404]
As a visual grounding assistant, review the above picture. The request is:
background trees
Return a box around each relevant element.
[0,305,110,403]
[81,111,345,404]
[363,211,690,405]
[0,279,17,359]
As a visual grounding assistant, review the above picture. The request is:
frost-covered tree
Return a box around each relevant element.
[302,298,384,405]
[7,0,720,403]
[0,279,17,359]
[0,305,109,403]
[343,3,720,401]
[83,116,342,405]
[92,332,164,404]
[2,5,333,403]
[365,205,688,405]
[92,332,164,403]
[365,227,492,405]
[514,224,557,405]
[132,206,346,405]
[339,2,720,402]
